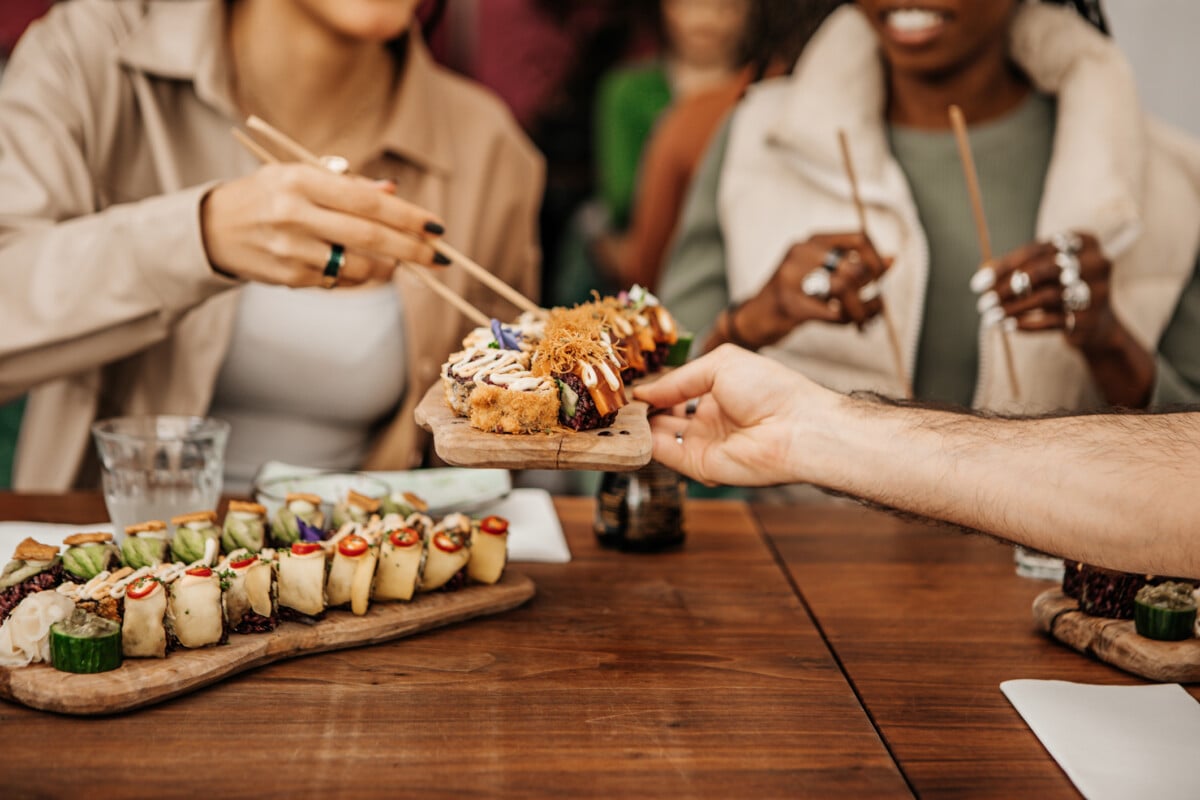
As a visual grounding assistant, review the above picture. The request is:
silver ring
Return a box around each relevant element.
[820,248,842,272]
[1062,280,1091,312]
[801,269,832,300]
[1054,251,1081,285]
[1009,270,1032,297]
[1051,231,1083,255]
[674,431,684,446]
[858,282,881,303]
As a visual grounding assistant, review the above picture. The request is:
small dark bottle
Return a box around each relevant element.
[594,462,685,552]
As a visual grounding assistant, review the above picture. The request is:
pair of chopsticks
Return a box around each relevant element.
[232,117,541,329]
[837,130,912,399]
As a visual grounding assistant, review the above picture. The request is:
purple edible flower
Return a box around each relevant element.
[297,518,326,542]
[490,319,522,350]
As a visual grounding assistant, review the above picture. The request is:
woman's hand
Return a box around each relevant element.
[714,232,893,351]
[200,164,446,287]
[634,344,840,487]
[976,231,1154,407]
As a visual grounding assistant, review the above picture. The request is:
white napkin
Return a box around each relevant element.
[1001,679,1200,799]
[0,490,569,564]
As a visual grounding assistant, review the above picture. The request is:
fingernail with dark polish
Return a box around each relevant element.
[424,221,445,235]
[433,252,451,266]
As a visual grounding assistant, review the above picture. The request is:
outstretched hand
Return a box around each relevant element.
[633,345,840,487]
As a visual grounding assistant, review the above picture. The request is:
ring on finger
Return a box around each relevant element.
[1009,269,1032,297]
[801,269,833,300]
[1062,279,1092,312]
[820,248,843,272]
[1051,231,1083,255]
[322,243,346,289]
[674,430,684,446]
[858,282,881,303]
[1054,251,1081,285]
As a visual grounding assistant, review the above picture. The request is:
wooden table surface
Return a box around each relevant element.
[755,502,1200,799]
[0,493,908,799]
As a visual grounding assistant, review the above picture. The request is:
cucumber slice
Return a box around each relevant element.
[50,609,122,673]
[556,378,578,419]
[1133,582,1198,641]
[664,333,694,367]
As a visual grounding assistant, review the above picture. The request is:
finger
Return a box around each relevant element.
[809,232,888,278]
[633,349,730,409]
[991,240,1055,284]
[291,166,446,236]
[1016,310,1067,331]
[260,231,388,287]
[647,420,693,477]
[1000,284,1062,318]
[301,205,440,266]
[830,273,870,326]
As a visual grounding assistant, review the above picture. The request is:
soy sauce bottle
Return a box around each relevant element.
[594,462,685,551]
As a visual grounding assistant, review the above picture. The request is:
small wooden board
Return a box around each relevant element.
[0,573,535,715]
[414,383,652,471]
[1033,589,1200,683]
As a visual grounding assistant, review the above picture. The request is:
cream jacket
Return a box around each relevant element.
[719,4,1200,413]
[0,0,544,490]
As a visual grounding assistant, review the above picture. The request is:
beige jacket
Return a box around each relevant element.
[719,4,1200,413]
[0,0,544,490]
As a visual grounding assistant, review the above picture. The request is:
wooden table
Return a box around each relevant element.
[756,503,1200,799]
[0,494,908,798]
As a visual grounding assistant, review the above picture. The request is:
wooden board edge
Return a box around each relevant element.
[0,574,536,716]
[1033,589,1200,683]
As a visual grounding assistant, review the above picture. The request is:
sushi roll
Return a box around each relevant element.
[331,489,381,530]
[171,511,221,564]
[122,575,168,658]
[441,347,532,416]
[121,521,170,569]
[272,493,326,546]
[374,526,424,602]
[277,541,327,619]
[167,566,225,649]
[222,500,268,554]
[380,490,428,519]
[467,373,560,434]
[61,532,121,582]
[1078,565,1142,619]
[1134,581,1197,641]
[468,515,509,585]
[0,538,64,624]
[420,514,472,592]
[325,533,378,616]
[221,551,278,634]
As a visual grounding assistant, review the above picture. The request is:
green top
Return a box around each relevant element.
[660,100,1200,408]
[595,63,673,229]
[888,93,1055,406]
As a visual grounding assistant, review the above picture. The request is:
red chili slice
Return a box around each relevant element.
[291,541,321,556]
[338,534,368,558]
[433,532,463,553]
[389,528,420,548]
[185,566,213,578]
[480,515,509,535]
[126,577,158,600]
[229,555,257,570]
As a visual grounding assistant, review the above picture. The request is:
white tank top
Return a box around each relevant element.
[210,283,407,493]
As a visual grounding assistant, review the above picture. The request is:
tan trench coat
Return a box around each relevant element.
[0,0,544,490]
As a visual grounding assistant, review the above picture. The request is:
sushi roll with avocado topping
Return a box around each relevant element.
[61,532,121,581]
[273,493,326,546]
[380,491,428,519]
[170,511,220,565]
[222,500,268,554]
[1134,581,1197,641]
[331,489,381,530]
[121,521,170,569]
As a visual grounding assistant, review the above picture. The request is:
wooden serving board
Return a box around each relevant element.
[414,382,652,471]
[1033,589,1200,683]
[0,573,535,715]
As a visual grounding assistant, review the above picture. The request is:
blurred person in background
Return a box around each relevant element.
[661,0,1200,425]
[0,0,542,492]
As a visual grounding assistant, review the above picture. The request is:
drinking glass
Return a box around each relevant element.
[91,416,230,539]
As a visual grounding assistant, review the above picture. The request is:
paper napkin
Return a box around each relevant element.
[1001,679,1200,799]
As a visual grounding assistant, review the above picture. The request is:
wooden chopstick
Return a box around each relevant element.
[837,130,912,399]
[948,105,1021,399]
[231,126,493,326]
[243,116,545,316]
[399,262,490,327]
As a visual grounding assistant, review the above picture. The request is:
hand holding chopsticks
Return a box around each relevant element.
[237,116,544,319]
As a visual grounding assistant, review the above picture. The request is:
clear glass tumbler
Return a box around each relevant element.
[91,416,230,539]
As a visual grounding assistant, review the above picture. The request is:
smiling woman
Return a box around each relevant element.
[0,0,544,491]
[660,0,1200,458]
